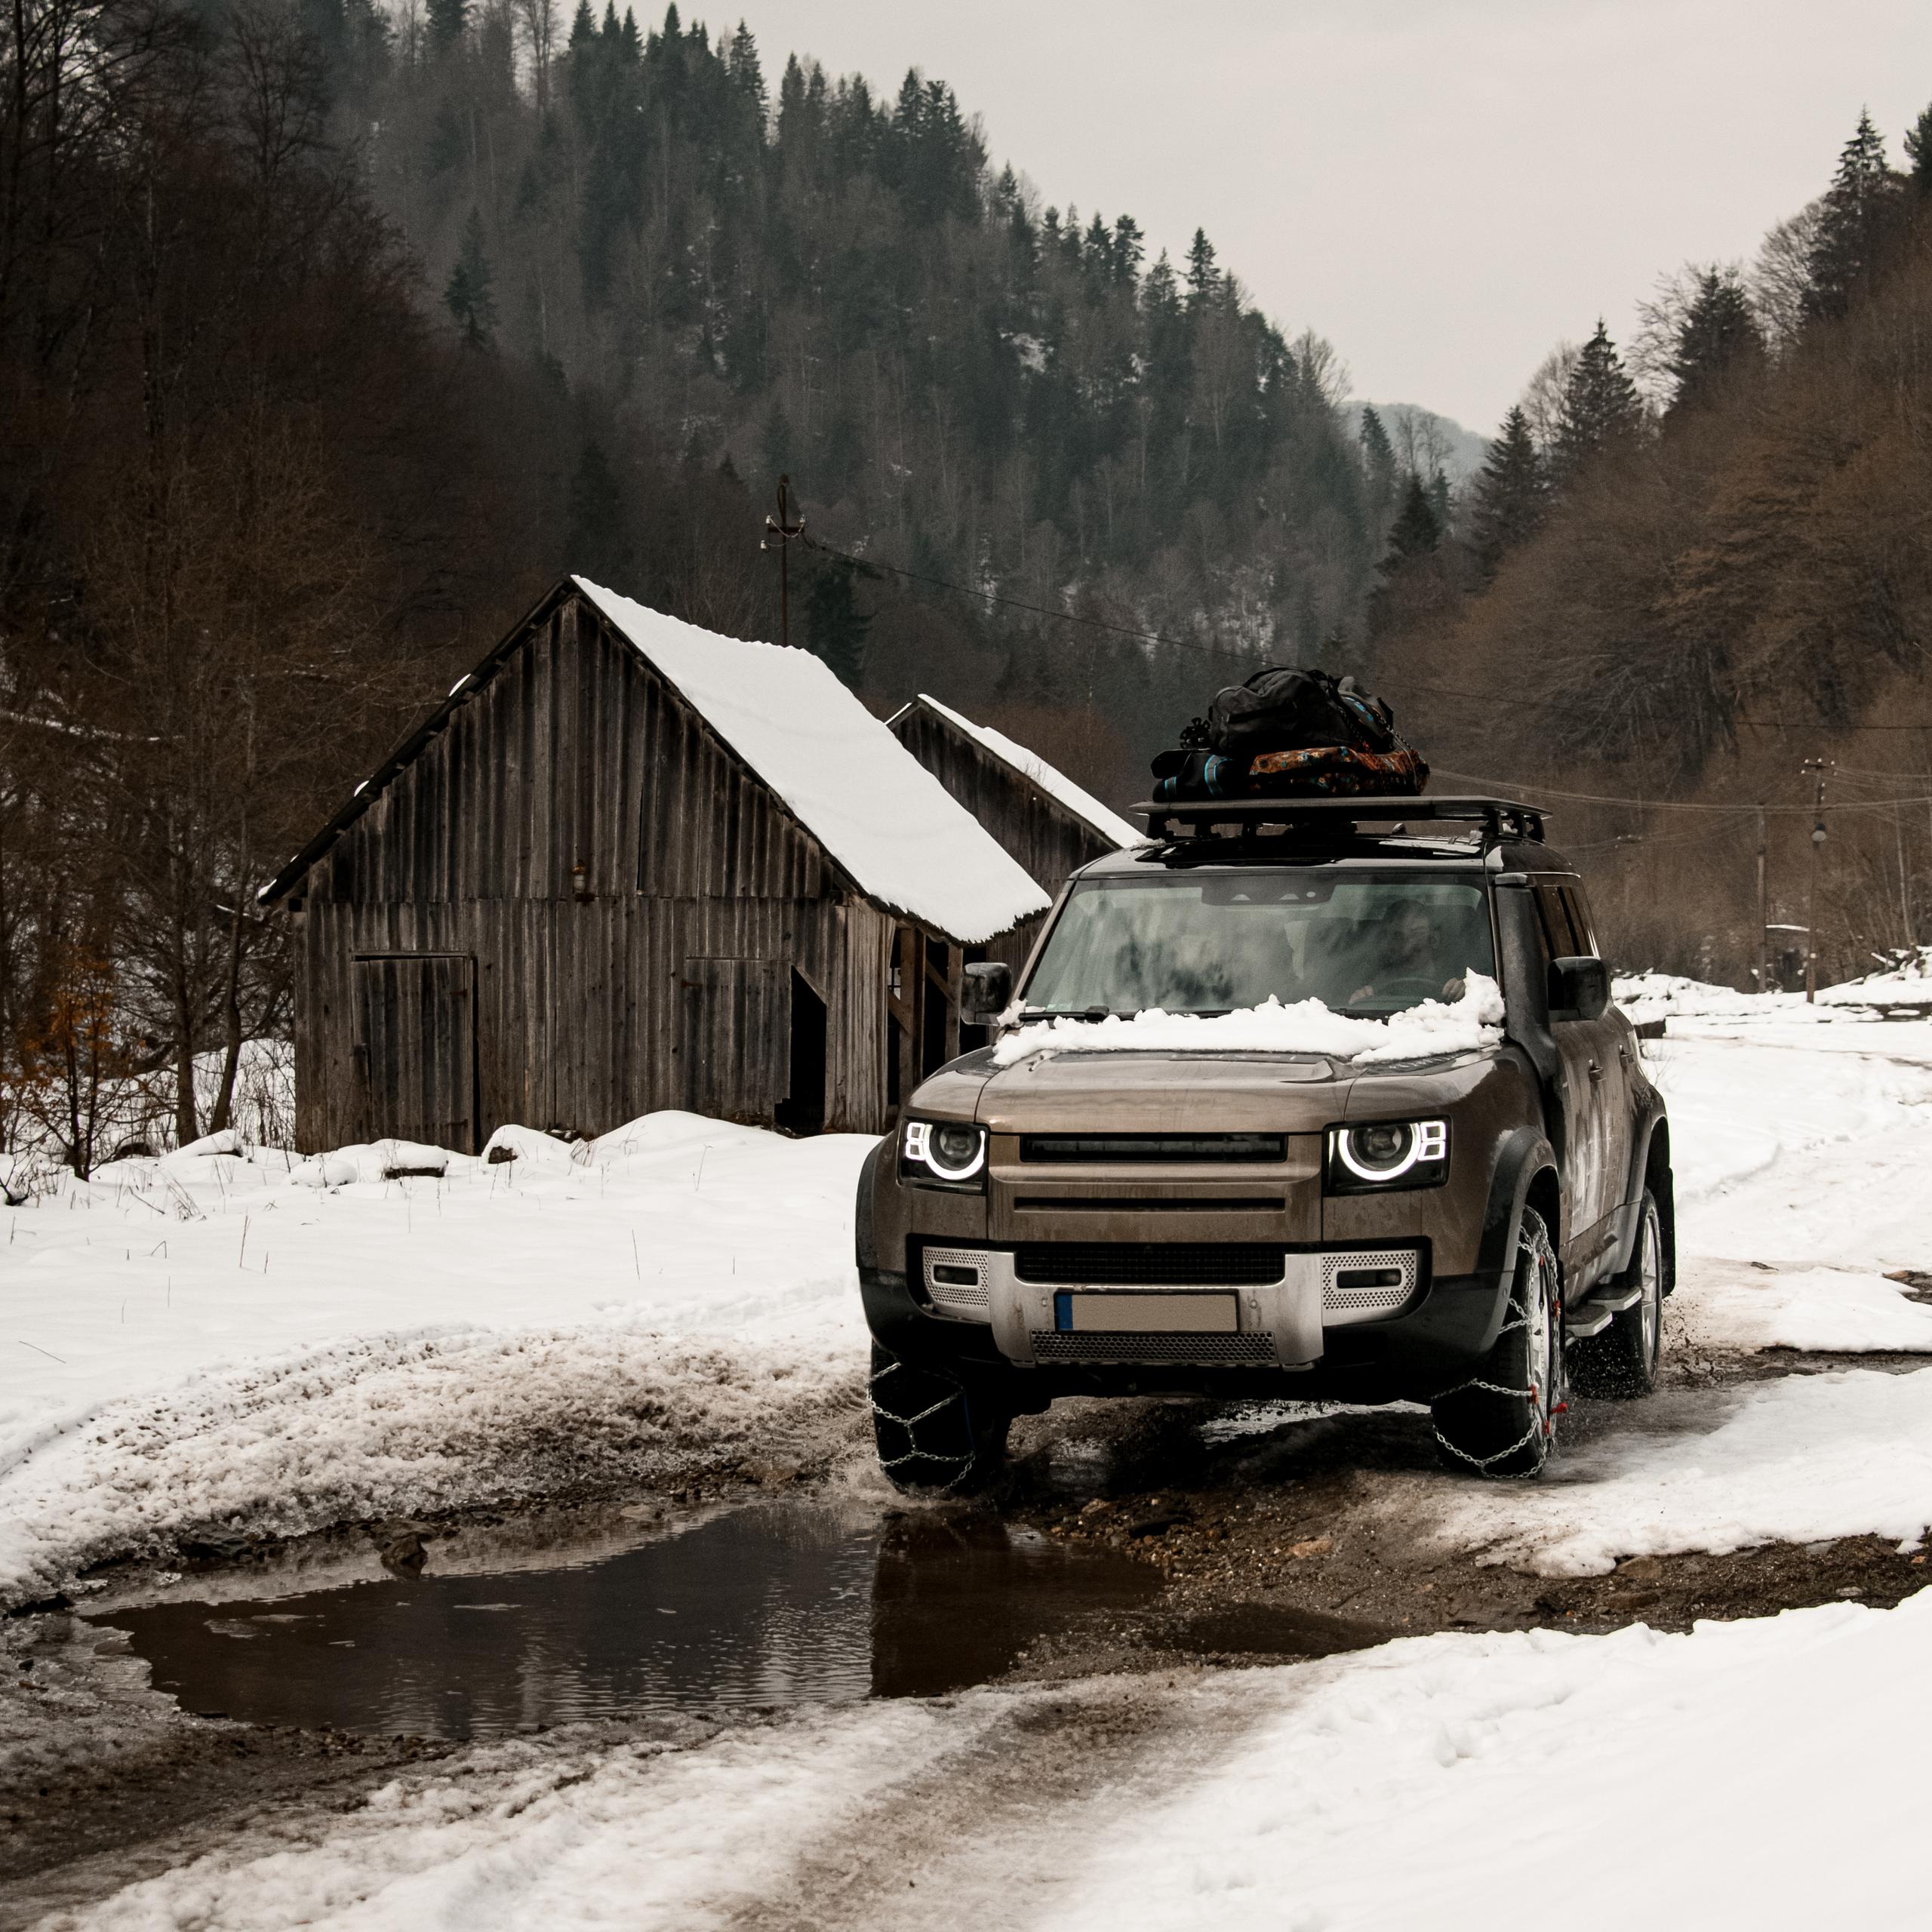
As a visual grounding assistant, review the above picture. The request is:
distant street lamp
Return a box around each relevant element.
[1804,758,1829,1003]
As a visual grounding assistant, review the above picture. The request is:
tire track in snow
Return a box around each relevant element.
[712,1673,1293,1932]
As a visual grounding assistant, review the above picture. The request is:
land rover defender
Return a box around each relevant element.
[857,795,1673,1487]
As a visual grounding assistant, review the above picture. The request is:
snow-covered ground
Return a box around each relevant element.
[2,1115,874,1604]
[13,994,1932,1925]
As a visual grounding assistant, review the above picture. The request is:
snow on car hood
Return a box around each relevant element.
[992,974,1506,1069]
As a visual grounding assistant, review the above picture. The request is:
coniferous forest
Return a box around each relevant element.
[4,0,1932,1158]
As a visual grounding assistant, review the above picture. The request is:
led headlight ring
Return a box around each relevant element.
[904,1119,987,1182]
[1335,1118,1446,1183]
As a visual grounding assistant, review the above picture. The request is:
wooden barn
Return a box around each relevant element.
[887,693,1146,969]
[259,579,1050,1152]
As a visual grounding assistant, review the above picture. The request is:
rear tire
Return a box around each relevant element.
[1432,1206,1563,1478]
[1569,1189,1664,1398]
[868,1342,1011,1496]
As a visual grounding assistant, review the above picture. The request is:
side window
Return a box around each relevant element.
[1561,884,1600,958]
[1532,882,1577,1017]
[1534,883,1578,956]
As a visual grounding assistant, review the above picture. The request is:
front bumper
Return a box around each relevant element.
[859,1255,1513,1404]
[915,1244,1427,1368]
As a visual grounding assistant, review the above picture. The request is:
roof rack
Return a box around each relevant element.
[1134,794,1547,847]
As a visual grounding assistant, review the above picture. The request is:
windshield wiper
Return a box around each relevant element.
[1020,1004,1118,1020]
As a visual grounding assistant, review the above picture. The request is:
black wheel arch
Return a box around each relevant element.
[1475,1123,1562,1282]
[854,1139,882,1275]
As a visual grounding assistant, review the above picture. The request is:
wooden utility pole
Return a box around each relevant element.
[1756,804,1770,995]
[762,475,804,648]
[1804,758,1829,1003]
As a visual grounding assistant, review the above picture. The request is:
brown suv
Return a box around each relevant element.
[857,796,1672,1487]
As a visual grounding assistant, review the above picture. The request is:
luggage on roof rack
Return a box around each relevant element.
[1151,665,1427,804]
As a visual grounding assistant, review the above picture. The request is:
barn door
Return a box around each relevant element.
[353,955,478,1152]
[681,958,787,1123]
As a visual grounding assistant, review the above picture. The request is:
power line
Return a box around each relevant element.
[1742,719,1932,732]
[1430,765,1932,814]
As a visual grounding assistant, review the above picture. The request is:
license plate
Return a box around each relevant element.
[1056,1292,1240,1334]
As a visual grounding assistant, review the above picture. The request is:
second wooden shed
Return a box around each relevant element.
[887,694,1146,969]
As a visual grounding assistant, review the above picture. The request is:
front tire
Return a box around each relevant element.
[1569,1189,1664,1398]
[1432,1206,1564,1478]
[868,1343,1011,1495]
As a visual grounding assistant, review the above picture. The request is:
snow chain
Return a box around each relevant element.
[1432,1220,1563,1478]
[867,1357,975,1490]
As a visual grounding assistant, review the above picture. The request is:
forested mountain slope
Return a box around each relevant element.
[340,0,1389,771]
[1366,109,1932,987]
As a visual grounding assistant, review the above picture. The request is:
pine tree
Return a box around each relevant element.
[1426,467,1451,532]
[1184,228,1219,309]
[804,559,870,687]
[728,22,764,119]
[1803,109,1901,319]
[1466,405,1546,580]
[1358,405,1395,509]
[1552,321,1641,484]
[1903,101,1932,197]
[1143,249,1179,317]
[1669,269,1764,408]
[1110,214,1145,287]
[426,0,466,50]
[443,211,497,346]
[1380,475,1441,574]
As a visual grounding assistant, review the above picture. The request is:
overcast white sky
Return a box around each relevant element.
[702,0,1932,432]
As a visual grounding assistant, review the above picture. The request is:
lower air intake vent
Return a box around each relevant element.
[1030,1332,1278,1364]
[920,1247,992,1318]
[1321,1247,1421,1316]
[1014,1244,1284,1287]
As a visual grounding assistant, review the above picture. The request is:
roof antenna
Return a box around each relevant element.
[762,475,805,648]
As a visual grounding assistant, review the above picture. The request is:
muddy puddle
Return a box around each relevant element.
[93,1504,1174,1740]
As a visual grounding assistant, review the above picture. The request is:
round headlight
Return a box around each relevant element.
[1348,1123,1414,1173]
[931,1124,982,1171]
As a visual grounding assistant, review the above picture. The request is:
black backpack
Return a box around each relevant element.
[1195,666,1398,758]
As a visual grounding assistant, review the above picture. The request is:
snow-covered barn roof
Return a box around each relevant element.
[890,693,1148,852]
[259,577,1050,943]
[574,580,1049,940]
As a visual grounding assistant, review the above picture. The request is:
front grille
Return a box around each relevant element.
[921,1246,992,1318]
[1020,1133,1286,1164]
[1321,1247,1420,1315]
[1014,1243,1284,1286]
[1015,1196,1284,1214]
[1031,1331,1278,1364]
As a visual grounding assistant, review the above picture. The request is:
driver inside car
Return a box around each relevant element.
[1346,899,1467,1008]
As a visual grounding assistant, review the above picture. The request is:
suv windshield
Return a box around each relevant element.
[1021,869,1496,1020]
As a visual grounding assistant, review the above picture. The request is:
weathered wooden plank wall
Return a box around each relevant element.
[888,703,1121,974]
[291,596,897,1152]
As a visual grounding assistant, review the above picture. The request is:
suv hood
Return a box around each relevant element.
[973,1048,1352,1136]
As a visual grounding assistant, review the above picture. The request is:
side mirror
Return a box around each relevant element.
[1550,955,1610,1021]
[960,960,1014,1026]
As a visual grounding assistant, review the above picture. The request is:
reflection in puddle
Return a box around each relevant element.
[98,1506,1164,1740]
